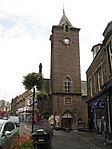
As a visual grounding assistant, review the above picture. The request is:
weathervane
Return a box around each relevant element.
[63,2,65,13]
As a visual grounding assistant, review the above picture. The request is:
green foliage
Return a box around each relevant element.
[43,111,50,119]
[22,72,44,90]
[10,133,35,149]
[36,91,48,101]
[18,143,34,149]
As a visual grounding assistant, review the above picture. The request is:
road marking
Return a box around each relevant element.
[73,132,101,149]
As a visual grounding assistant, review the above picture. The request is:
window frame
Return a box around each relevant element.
[64,77,71,93]
[108,43,112,73]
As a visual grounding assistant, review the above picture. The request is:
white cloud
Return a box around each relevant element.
[0,10,51,39]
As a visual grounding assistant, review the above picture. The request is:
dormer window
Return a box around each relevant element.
[91,44,102,59]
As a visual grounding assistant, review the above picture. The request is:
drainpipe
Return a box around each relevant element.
[107,94,111,133]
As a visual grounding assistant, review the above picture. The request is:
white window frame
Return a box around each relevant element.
[64,77,71,93]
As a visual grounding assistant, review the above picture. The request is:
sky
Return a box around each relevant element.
[0,0,111,102]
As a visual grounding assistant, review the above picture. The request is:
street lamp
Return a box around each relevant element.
[32,86,36,133]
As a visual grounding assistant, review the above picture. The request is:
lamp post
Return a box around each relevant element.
[32,87,35,133]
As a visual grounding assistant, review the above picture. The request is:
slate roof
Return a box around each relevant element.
[103,20,112,37]
[81,81,87,96]
[58,9,73,27]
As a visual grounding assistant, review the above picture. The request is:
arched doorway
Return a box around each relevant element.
[61,110,73,129]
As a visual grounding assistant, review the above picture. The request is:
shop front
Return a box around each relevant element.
[88,93,106,132]
[18,106,31,122]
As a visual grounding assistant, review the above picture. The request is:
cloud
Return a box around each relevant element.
[0,10,50,39]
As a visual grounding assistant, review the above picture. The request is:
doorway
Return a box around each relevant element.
[61,111,73,129]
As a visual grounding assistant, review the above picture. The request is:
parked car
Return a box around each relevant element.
[2,117,8,120]
[8,116,20,127]
[0,119,20,149]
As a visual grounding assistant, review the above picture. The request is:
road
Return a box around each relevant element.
[52,130,100,149]
[19,122,112,149]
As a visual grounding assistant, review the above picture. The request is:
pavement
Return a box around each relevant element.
[71,130,112,149]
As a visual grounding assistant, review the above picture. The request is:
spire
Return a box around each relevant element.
[59,9,73,27]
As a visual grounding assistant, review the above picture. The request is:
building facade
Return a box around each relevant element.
[11,90,32,121]
[50,10,88,129]
[0,100,11,118]
[86,21,112,137]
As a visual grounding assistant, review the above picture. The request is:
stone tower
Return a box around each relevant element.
[50,10,82,129]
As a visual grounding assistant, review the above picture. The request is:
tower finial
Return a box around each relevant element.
[59,2,73,27]
[63,3,65,14]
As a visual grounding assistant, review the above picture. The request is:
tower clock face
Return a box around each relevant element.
[63,37,70,44]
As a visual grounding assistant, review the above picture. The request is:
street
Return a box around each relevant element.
[53,130,106,149]
[52,130,98,149]
[19,122,112,149]
[53,130,112,149]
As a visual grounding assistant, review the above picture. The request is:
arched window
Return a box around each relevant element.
[63,24,69,32]
[64,77,71,93]
[65,25,69,32]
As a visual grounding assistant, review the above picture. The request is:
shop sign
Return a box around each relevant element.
[91,94,106,109]
[97,101,105,108]
[24,106,30,111]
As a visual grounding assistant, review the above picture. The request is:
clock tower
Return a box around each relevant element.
[50,10,82,129]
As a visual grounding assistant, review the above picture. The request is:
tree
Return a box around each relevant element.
[22,72,49,121]
[36,91,48,101]
[22,72,44,90]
